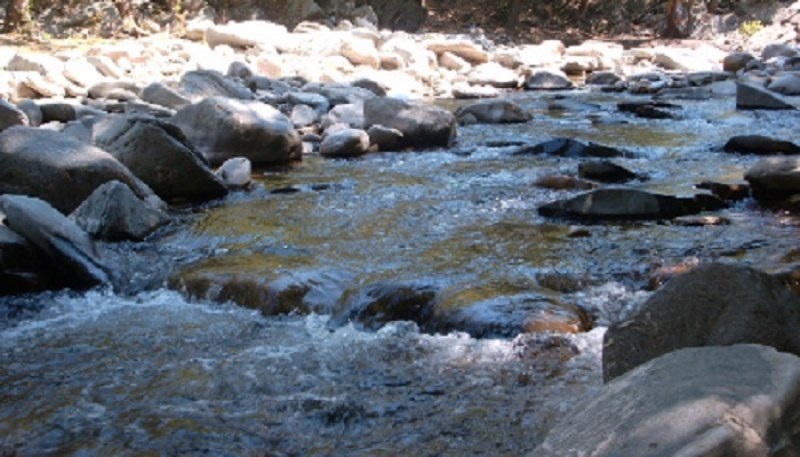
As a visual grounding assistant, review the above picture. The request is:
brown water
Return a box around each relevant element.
[2,90,800,456]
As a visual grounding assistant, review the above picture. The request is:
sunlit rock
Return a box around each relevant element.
[767,73,800,95]
[0,99,28,132]
[425,39,489,65]
[466,62,519,88]
[141,82,191,110]
[341,37,380,68]
[736,81,795,110]
[179,70,254,101]
[216,157,252,189]
[524,70,574,91]
[363,96,456,149]
[320,128,370,158]
[205,20,288,49]
[455,100,531,125]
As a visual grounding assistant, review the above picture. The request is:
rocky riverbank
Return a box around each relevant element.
[1,17,800,456]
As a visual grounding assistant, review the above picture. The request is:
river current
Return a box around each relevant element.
[2,89,800,455]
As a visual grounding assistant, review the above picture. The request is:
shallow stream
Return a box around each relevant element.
[2,89,800,456]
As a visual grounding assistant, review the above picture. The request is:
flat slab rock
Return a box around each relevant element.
[530,344,800,457]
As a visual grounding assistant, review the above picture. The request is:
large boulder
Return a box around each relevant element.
[0,126,157,214]
[172,96,302,166]
[179,70,254,101]
[745,156,800,201]
[363,97,456,149]
[454,100,531,125]
[92,115,228,202]
[603,263,800,382]
[70,181,170,241]
[531,345,800,457]
[0,194,109,290]
[736,82,795,110]
[141,82,191,110]
[538,188,725,221]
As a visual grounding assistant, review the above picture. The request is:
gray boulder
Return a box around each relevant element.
[538,188,725,221]
[531,345,800,457]
[0,194,109,290]
[0,126,157,214]
[603,263,800,382]
[367,124,404,151]
[363,97,456,149]
[216,157,252,189]
[723,135,800,155]
[93,115,228,203]
[87,81,141,100]
[141,82,191,110]
[513,138,629,158]
[745,156,800,201]
[320,128,371,158]
[16,100,42,127]
[722,51,754,72]
[767,73,800,96]
[70,181,170,241]
[524,70,574,90]
[585,71,622,86]
[454,100,531,125]
[736,82,795,110]
[321,103,364,129]
[172,96,302,166]
[291,104,319,128]
[0,99,28,131]
[179,70,254,101]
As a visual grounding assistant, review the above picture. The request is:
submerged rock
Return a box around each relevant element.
[172,96,302,166]
[603,263,800,382]
[454,99,531,125]
[0,126,156,214]
[513,138,630,158]
[723,134,800,155]
[532,345,800,457]
[331,282,438,330]
[538,188,725,221]
[0,194,109,291]
[363,97,456,149]
[70,181,170,241]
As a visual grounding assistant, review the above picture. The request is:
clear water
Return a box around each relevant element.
[2,90,800,456]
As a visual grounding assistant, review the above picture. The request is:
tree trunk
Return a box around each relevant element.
[664,0,694,38]
[3,0,32,33]
[505,0,522,31]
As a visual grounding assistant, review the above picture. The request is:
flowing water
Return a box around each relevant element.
[2,89,800,456]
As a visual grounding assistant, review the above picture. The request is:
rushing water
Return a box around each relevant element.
[2,89,800,455]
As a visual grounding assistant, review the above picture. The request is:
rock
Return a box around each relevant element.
[603,262,800,381]
[87,81,140,100]
[287,91,330,113]
[723,135,800,155]
[723,51,755,72]
[517,41,565,67]
[367,124,404,151]
[0,194,109,290]
[70,181,169,241]
[451,83,500,99]
[15,100,41,127]
[216,157,252,189]
[205,20,288,49]
[585,71,622,86]
[169,260,346,316]
[363,97,456,149]
[454,99,531,125]
[695,181,750,202]
[332,282,438,330]
[302,82,376,106]
[350,78,387,97]
[63,58,105,88]
[93,115,228,203]
[8,53,63,74]
[761,43,798,61]
[341,38,380,68]
[578,160,640,183]
[141,82,191,110]
[617,101,678,119]
[653,45,724,72]
[320,128,371,158]
[321,103,364,129]
[87,55,124,79]
[21,73,66,98]
[0,222,51,294]
[439,51,471,72]
[513,138,629,158]
[547,98,602,113]
[767,73,800,95]
[428,292,591,338]
[39,103,77,123]
[538,188,725,221]
[532,344,800,457]
[745,156,800,201]
[524,70,574,90]
[466,62,519,89]
[736,82,795,110]
[172,96,302,166]
[291,104,319,128]
[533,175,595,191]
[653,87,712,100]
[179,70,254,101]
[226,61,254,80]
[0,126,156,214]
[425,39,489,64]
[0,99,28,131]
